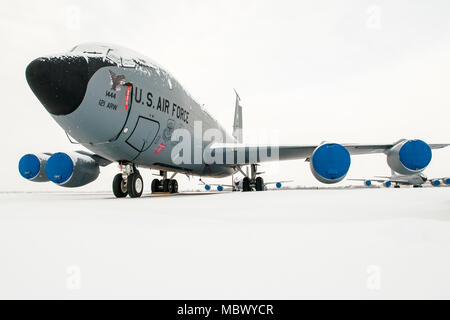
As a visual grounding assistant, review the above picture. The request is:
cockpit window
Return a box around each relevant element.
[70,44,108,55]
[122,58,136,68]
[106,49,121,65]
[69,43,169,77]
[83,50,104,55]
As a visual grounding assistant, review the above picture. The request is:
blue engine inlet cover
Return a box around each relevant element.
[18,154,40,179]
[45,152,74,184]
[312,143,351,181]
[432,180,441,187]
[399,140,432,171]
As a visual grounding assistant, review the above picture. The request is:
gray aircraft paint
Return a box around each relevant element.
[52,44,234,177]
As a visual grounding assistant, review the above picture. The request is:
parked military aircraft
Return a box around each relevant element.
[19,43,449,198]
[202,176,292,192]
[350,173,450,188]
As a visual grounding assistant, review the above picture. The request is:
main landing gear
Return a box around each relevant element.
[241,164,265,192]
[151,170,178,194]
[112,163,143,198]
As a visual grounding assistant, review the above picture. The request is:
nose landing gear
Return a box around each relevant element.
[112,173,127,198]
[128,172,144,198]
[112,163,144,198]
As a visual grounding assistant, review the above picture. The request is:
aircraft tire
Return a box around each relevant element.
[128,173,144,198]
[151,179,160,193]
[113,173,128,198]
[171,179,178,193]
[242,177,251,192]
[163,179,173,193]
[255,177,264,191]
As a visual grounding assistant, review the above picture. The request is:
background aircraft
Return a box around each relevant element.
[350,174,450,188]
[201,175,292,192]
[19,43,449,197]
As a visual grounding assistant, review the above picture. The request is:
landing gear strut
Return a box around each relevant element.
[151,171,178,194]
[112,163,143,198]
[241,164,265,192]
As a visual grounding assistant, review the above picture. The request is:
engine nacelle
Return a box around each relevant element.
[45,152,100,188]
[19,153,52,182]
[442,178,450,185]
[310,143,351,184]
[430,179,441,187]
[383,181,392,188]
[387,139,432,175]
[364,180,372,187]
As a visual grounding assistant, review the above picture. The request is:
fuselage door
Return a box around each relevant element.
[126,116,160,153]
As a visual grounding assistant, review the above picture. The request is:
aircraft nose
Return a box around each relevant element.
[26,55,89,116]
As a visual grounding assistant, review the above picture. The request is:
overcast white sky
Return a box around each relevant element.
[1,0,449,191]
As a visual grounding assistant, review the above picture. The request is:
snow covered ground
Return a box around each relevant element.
[0,187,449,299]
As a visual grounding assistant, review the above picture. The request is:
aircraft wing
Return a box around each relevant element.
[428,144,450,149]
[200,183,234,187]
[348,178,409,184]
[348,178,398,183]
[210,143,449,166]
[264,180,293,185]
[319,143,449,155]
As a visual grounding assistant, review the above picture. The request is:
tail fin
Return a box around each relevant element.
[232,89,243,143]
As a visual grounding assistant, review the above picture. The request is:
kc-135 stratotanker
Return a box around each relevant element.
[19,43,450,197]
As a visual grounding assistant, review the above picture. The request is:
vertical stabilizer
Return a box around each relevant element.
[232,89,243,143]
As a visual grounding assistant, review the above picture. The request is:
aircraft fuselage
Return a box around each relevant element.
[26,43,234,178]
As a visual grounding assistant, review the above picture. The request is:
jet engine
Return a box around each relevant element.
[430,179,441,187]
[310,143,351,184]
[387,139,432,175]
[45,151,100,187]
[442,177,450,185]
[383,181,392,188]
[18,153,52,182]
